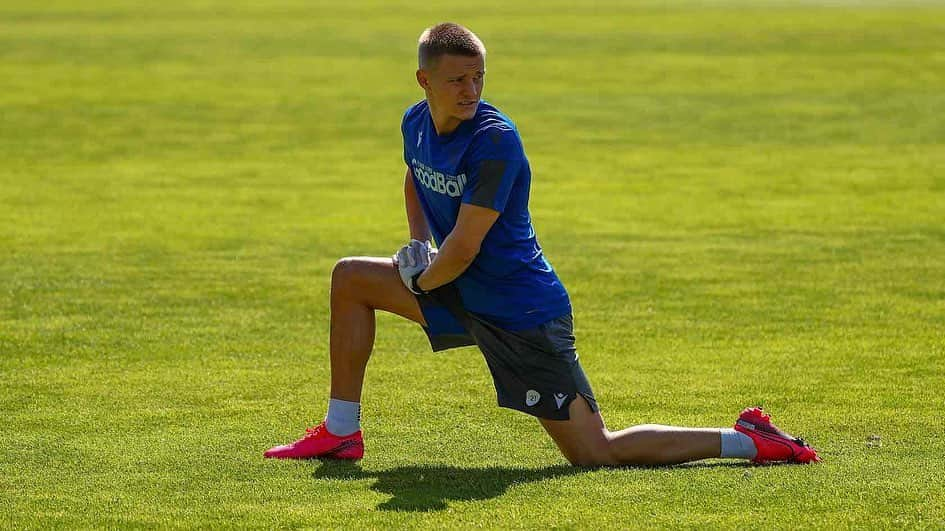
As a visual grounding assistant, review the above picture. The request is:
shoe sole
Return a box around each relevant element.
[322,440,364,460]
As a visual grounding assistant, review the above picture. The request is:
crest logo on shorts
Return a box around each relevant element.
[525,390,541,407]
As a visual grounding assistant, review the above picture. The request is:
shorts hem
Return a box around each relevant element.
[496,390,599,421]
[427,332,476,352]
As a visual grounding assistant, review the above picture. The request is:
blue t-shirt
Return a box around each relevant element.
[402,99,571,331]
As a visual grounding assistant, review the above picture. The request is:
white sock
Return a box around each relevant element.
[325,398,361,436]
[720,428,757,459]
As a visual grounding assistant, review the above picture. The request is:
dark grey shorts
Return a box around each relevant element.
[415,283,598,421]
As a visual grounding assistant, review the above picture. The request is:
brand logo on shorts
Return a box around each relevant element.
[525,390,541,407]
[554,393,568,410]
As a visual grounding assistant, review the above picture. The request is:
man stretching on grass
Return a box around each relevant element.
[264,23,820,466]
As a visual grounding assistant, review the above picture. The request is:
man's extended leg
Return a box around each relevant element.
[540,396,819,466]
[264,256,425,459]
[539,396,721,466]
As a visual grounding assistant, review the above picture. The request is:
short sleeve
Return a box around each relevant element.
[461,128,524,213]
[401,109,410,166]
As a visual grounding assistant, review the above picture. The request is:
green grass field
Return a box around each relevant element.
[2,0,944,527]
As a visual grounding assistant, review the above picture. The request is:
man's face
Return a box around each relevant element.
[418,54,485,130]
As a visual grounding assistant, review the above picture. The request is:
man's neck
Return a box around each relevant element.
[428,101,462,136]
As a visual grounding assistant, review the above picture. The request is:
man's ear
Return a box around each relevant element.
[416,69,429,90]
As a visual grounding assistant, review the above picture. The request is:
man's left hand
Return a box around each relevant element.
[394,239,435,294]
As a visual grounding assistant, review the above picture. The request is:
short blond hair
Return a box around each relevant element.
[418,23,486,69]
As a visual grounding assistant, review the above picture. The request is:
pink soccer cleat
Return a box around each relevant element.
[264,422,364,460]
[734,407,821,464]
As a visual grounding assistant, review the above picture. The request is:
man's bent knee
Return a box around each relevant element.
[331,257,374,302]
[541,395,617,467]
[563,441,616,467]
[328,256,426,325]
[331,257,359,289]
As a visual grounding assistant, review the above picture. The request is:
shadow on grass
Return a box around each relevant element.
[311,459,753,511]
[669,460,754,469]
[311,461,581,511]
